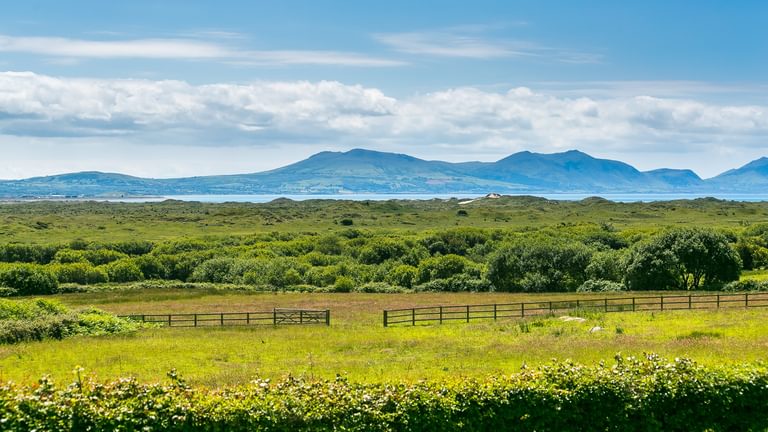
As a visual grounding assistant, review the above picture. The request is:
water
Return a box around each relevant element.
[30,192,768,203]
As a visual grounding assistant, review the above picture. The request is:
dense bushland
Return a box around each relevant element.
[0,298,143,344]
[0,224,758,295]
[1,355,766,431]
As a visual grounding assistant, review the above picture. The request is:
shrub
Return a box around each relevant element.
[414,274,493,292]
[386,264,418,288]
[1,355,766,431]
[417,254,479,283]
[332,276,356,293]
[0,299,142,344]
[723,279,768,292]
[577,279,626,293]
[487,238,592,292]
[83,249,129,266]
[358,239,409,264]
[0,263,59,295]
[0,243,60,264]
[53,248,88,264]
[190,258,237,283]
[102,259,144,283]
[50,263,109,284]
[352,282,405,293]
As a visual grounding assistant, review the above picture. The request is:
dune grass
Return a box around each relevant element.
[1,290,767,387]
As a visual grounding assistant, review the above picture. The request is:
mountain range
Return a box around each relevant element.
[1,149,767,198]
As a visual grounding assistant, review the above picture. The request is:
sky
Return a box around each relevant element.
[0,0,766,179]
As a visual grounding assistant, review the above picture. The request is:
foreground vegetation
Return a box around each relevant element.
[2,354,766,431]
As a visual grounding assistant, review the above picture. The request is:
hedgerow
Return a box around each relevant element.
[1,355,767,431]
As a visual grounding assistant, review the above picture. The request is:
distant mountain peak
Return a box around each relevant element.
[1,148,767,197]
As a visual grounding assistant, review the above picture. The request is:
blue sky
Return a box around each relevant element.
[1,0,767,179]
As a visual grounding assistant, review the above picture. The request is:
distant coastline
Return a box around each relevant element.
[3,192,768,204]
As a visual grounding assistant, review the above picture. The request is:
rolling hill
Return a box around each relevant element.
[0,149,765,197]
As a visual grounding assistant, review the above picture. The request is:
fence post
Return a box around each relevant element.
[194,314,198,327]
[167,315,171,327]
[412,308,416,326]
[493,304,497,321]
[300,310,304,324]
[549,301,553,315]
[383,310,388,327]
[688,295,692,310]
[521,302,525,318]
[604,298,608,312]
[220,313,224,326]
[439,306,443,324]
[325,310,330,326]
[141,314,145,323]
[273,309,277,326]
[466,305,470,323]
[661,296,664,311]
[576,299,580,309]
[716,294,720,309]
[246,312,250,325]
[632,297,636,312]
[746,293,749,308]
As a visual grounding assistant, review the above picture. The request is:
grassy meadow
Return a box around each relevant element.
[1,196,767,243]
[2,289,768,387]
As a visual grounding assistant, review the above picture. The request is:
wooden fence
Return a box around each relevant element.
[382,293,768,327]
[120,308,330,328]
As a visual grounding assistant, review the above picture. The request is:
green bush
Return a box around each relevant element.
[417,254,479,283]
[0,243,60,264]
[0,299,141,344]
[577,279,626,293]
[0,263,59,295]
[414,274,493,292]
[53,248,88,264]
[386,264,418,288]
[1,355,766,431]
[190,257,237,283]
[101,259,144,283]
[82,249,129,266]
[50,262,109,284]
[723,279,768,292]
[332,275,356,293]
[487,238,592,292]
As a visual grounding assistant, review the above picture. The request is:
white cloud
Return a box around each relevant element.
[374,29,601,63]
[0,71,766,178]
[0,34,403,66]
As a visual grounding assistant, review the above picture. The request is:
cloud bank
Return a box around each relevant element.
[0,71,766,178]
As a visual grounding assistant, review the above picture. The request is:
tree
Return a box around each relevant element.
[486,238,592,292]
[624,228,741,290]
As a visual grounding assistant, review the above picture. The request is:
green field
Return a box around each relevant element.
[2,289,767,387]
[2,198,768,389]
[1,197,768,243]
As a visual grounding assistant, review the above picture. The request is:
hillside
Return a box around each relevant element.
[0,149,765,197]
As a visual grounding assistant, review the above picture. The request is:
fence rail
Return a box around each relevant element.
[120,308,330,328]
[382,293,768,327]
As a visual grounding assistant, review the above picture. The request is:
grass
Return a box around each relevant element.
[2,290,767,387]
[742,269,768,281]
[1,197,767,243]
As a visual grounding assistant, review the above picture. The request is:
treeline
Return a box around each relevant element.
[1,224,766,295]
[1,355,767,431]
